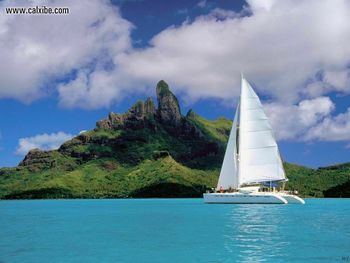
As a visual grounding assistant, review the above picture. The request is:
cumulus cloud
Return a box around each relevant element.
[57,69,126,109]
[323,70,350,93]
[264,96,350,144]
[264,97,335,140]
[1,0,349,108]
[16,132,75,155]
[304,107,350,142]
[303,69,350,98]
[0,0,132,106]
[118,0,350,103]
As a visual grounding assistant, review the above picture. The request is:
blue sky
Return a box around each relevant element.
[0,0,349,168]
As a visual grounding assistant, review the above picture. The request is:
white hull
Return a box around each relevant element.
[203,192,304,204]
[280,193,305,204]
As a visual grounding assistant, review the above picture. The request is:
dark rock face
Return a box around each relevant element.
[156,80,182,126]
[145,97,156,117]
[19,149,56,171]
[19,149,50,166]
[95,80,202,138]
[96,98,157,130]
[95,80,188,132]
[97,80,183,130]
[96,112,124,130]
[59,137,97,161]
[127,101,145,120]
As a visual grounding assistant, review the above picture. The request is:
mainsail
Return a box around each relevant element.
[216,75,286,190]
[238,77,286,185]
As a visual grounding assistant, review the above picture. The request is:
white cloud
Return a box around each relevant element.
[0,0,132,106]
[16,132,75,155]
[324,69,350,92]
[1,0,349,108]
[264,96,350,144]
[303,69,350,98]
[118,0,350,103]
[264,97,335,140]
[57,69,125,109]
[304,107,350,142]
[248,0,276,12]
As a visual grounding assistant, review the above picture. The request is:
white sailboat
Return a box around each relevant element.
[203,75,305,204]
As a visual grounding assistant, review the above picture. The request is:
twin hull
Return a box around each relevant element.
[203,192,305,204]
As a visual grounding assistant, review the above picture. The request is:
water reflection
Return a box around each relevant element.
[222,205,290,262]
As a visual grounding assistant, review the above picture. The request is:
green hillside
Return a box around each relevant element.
[283,162,350,197]
[0,81,349,199]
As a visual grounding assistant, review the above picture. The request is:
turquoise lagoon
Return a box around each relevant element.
[0,199,349,262]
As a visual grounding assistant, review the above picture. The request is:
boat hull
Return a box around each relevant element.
[280,194,305,204]
[203,192,288,204]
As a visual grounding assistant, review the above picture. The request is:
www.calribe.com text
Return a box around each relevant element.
[5,6,69,15]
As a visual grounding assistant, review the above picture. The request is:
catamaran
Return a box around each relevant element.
[203,75,304,204]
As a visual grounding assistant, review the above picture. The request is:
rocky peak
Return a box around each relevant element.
[19,149,56,171]
[156,80,182,126]
[145,97,156,117]
[96,112,123,130]
[127,100,145,119]
[96,80,182,130]
[96,97,157,130]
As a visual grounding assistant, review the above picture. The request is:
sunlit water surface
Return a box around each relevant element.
[0,199,349,262]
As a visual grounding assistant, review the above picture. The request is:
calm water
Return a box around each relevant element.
[0,199,349,263]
